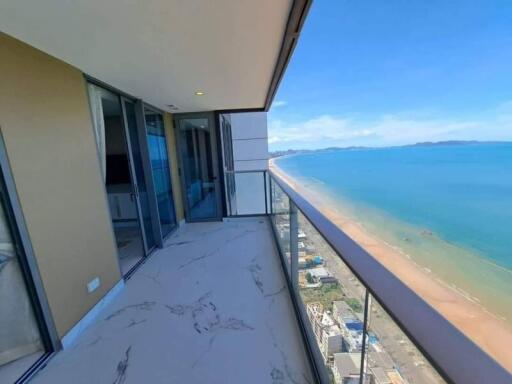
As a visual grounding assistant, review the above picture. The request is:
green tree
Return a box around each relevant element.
[345,297,363,313]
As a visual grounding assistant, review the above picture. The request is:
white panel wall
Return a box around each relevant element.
[234,172,266,214]
[230,112,268,171]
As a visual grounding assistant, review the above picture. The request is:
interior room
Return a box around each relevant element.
[177,118,218,221]
[89,85,145,275]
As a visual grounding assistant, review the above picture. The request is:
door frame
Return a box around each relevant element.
[0,131,59,380]
[85,78,173,262]
[217,113,236,216]
[174,112,223,222]
[85,76,182,262]
[142,104,178,237]
[119,97,155,256]
[86,80,150,277]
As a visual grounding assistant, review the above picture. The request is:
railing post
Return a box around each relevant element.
[289,201,299,292]
[269,174,274,215]
[359,290,370,384]
[263,170,269,215]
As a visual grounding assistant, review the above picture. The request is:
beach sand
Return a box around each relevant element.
[270,161,512,373]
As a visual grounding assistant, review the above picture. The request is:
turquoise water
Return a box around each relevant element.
[275,143,512,269]
[274,143,512,322]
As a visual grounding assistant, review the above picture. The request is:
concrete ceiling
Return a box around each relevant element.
[0,0,294,112]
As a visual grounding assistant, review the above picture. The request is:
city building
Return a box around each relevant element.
[299,255,324,270]
[307,302,325,339]
[333,300,359,324]
[319,313,343,360]
[320,275,339,285]
[306,302,343,361]
[369,366,407,384]
[330,301,365,353]
[341,328,364,353]
[370,367,392,384]
[306,266,330,280]
[333,353,361,384]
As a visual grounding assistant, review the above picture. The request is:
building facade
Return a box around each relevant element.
[1,2,510,384]
[0,1,311,381]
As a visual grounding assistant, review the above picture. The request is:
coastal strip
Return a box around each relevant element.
[269,160,512,373]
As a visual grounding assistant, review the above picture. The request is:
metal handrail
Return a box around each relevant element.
[268,169,511,384]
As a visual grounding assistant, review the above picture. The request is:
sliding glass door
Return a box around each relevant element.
[0,173,47,382]
[88,82,179,269]
[220,115,236,216]
[121,99,156,251]
[144,108,177,237]
[88,83,147,275]
[175,113,223,222]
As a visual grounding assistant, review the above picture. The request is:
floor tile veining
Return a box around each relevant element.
[31,217,314,384]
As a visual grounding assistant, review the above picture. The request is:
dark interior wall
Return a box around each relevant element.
[105,116,126,155]
[104,116,131,185]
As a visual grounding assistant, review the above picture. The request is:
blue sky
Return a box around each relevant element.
[269,0,512,151]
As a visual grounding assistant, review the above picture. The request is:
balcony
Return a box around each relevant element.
[0,2,509,383]
[30,217,314,383]
[27,170,512,384]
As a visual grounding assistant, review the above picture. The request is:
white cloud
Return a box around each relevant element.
[268,106,512,150]
[268,115,373,144]
[271,100,287,108]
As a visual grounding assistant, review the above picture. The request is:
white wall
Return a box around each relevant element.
[230,112,268,171]
[224,112,269,215]
[234,172,266,214]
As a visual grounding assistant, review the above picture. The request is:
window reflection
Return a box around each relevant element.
[145,109,177,236]
[0,179,44,381]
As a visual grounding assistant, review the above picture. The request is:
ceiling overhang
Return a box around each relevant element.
[0,0,311,113]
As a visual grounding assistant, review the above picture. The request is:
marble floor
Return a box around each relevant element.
[0,351,44,384]
[113,224,144,276]
[31,217,314,384]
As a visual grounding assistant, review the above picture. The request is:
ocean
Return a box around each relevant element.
[274,142,512,324]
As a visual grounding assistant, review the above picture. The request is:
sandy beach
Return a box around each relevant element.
[270,161,512,373]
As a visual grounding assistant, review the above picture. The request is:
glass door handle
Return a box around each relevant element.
[130,184,139,200]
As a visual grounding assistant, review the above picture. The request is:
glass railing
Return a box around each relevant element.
[296,209,365,383]
[362,295,446,384]
[270,179,291,276]
[225,170,268,216]
[268,170,511,384]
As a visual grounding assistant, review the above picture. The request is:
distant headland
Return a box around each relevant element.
[270,140,510,158]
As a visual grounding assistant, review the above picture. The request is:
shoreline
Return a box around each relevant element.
[269,160,512,373]
[320,190,512,323]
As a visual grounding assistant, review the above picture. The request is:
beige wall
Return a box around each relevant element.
[0,33,121,337]
[164,113,184,222]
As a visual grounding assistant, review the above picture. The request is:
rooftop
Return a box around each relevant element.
[320,312,336,328]
[371,366,392,384]
[333,352,361,378]
[307,267,330,279]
